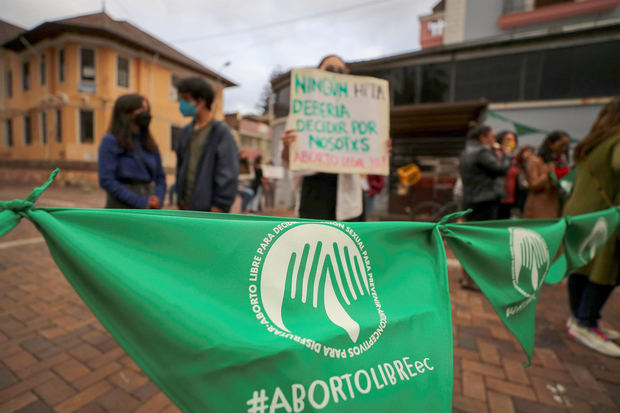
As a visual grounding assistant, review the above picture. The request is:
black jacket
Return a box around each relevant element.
[175,120,239,211]
[459,141,511,206]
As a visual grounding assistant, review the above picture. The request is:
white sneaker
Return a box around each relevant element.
[600,324,620,341]
[569,323,620,357]
[567,315,620,340]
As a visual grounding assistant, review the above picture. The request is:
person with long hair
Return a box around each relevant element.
[522,130,570,219]
[280,55,364,221]
[564,97,620,357]
[98,94,166,209]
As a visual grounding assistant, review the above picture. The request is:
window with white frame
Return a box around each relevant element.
[22,61,30,91]
[4,70,12,98]
[41,111,47,144]
[58,49,65,82]
[80,48,96,82]
[2,119,12,147]
[40,53,46,85]
[169,74,181,101]
[55,109,62,143]
[23,115,32,145]
[79,109,94,144]
[117,56,130,88]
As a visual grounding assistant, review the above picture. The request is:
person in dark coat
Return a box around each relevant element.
[459,125,512,221]
[174,77,239,212]
[458,124,511,290]
[98,94,166,209]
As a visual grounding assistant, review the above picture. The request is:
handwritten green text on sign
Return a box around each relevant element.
[287,68,390,175]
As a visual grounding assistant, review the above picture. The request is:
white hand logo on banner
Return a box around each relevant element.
[260,224,370,343]
[578,218,608,264]
[510,228,550,298]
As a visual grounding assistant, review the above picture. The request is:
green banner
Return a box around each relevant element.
[0,172,453,412]
[441,219,566,364]
[2,170,619,411]
[486,110,547,136]
[547,208,620,284]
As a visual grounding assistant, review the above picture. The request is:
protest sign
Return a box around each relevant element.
[287,68,390,175]
[263,165,285,180]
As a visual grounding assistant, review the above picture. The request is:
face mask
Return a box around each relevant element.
[134,111,151,132]
[179,100,197,117]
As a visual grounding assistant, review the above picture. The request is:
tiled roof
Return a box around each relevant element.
[2,12,235,87]
[0,19,25,44]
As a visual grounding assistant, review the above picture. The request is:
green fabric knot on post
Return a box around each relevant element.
[0,168,60,237]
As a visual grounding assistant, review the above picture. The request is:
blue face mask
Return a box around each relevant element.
[179,99,197,117]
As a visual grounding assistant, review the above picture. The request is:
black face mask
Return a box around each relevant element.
[134,111,152,132]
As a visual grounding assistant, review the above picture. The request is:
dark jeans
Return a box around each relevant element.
[460,200,499,290]
[299,173,338,220]
[465,200,499,222]
[105,182,153,209]
[239,187,254,212]
[497,203,513,220]
[568,273,615,328]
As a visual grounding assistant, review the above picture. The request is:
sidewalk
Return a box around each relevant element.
[1,185,619,412]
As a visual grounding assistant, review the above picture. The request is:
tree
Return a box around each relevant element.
[256,68,284,115]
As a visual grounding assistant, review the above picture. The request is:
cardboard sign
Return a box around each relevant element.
[287,68,390,175]
[263,165,285,180]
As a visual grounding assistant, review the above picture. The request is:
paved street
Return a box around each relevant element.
[1,184,619,412]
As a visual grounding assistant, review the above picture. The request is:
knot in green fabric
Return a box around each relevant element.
[0,199,34,215]
[0,169,59,218]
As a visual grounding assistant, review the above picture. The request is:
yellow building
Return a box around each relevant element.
[225,113,272,163]
[0,12,235,184]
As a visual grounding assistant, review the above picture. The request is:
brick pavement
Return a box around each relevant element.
[1,184,619,412]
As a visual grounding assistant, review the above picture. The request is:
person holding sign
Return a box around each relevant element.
[281,55,390,221]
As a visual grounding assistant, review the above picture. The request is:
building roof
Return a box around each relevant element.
[432,1,445,14]
[349,20,620,70]
[0,19,25,44]
[2,12,236,87]
[270,19,620,90]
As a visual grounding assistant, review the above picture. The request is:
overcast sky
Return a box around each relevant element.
[1,0,437,114]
